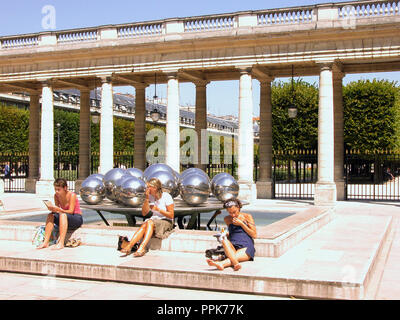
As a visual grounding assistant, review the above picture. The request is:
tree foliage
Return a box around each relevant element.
[343,79,400,151]
[271,79,319,151]
[0,103,29,152]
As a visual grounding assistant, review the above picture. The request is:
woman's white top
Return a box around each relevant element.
[148,192,174,221]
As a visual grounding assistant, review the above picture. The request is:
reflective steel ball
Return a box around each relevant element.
[104,168,127,201]
[180,168,209,180]
[179,173,210,206]
[119,177,147,207]
[143,163,174,181]
[79,176,106,205]
[146,170,178,197]
[212,173,239,202]
[88,173,105,181]
[126,168,144,180]
[211,172,232,195]
[114,174,135,203]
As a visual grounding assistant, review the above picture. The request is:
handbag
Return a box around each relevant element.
[32,225,59,247]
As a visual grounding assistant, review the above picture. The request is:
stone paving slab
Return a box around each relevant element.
[0,213,392,299]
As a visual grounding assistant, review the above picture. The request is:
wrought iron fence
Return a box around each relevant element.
[272,149,318,199]
[0,152,29,192]
[345,149,400,201]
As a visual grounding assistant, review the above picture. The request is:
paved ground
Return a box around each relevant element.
[0,271,288,300]
[1,193,400,300]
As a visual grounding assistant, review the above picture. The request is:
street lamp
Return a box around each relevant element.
[288,64,298,119]
[56,122,61,176]
[56,122,61,156]
[150,73,161,122]
[91,109,101,124]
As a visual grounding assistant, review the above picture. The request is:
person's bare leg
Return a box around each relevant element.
[221,239,241,269]
[206,258,231,270]
[36,213,55,249]
[121,223,146,253]
[206,247,250,271]
[52,213,68,250]
[134,220,154,256]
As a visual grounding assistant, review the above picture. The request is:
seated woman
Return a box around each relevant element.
[121,177,174,257]
[37,178,83,250]
[207,198,257,271]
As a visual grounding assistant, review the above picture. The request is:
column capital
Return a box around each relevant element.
[133,82,149,90]
[100,76,113,84]
[258,76,275,85]
[332,62,345,80]
[194,80,209,87]
[165,72,178,80]
[80,87,91,94]
[237,66,252,75]
[40,80,53,88]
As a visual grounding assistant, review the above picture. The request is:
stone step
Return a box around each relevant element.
[0,213,393,299]
[0,206,334,257]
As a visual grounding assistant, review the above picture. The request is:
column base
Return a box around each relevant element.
[35,180,54,199]
[256,180,273,199]
[238,181,257,203]
[314,182,337,206]
[0,179,4,194]
[25,178,38,193]
[335,180,345,201]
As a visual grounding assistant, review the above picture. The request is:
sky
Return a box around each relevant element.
[1,0,399,117]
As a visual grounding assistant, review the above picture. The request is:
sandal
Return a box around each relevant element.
[66,238,81,248]
[71,238,82,247]
[133,249,146,257]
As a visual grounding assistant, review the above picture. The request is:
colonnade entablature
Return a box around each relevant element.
[0,0,400,89]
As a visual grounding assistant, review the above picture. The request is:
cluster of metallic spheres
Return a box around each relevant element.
[79,164,239,207]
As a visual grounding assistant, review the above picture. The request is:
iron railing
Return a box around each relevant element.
[345,149,400,200]
[272,149,318,199]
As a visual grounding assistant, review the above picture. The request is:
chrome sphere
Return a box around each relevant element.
[88,173,105,181]
[79,177,106,205]
[180,168,209,180]
[212,173,239,202]
[114,174,135,203]
[179,173,210,206]
[119,177,147,207]
[143,163,174,181]
[126,168,144,180]
[104,168,126,201]
[211,172,232,194]
[146,170,178,197]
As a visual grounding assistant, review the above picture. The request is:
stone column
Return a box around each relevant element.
[36,82,55,197]
[25,92,40,193]
[194,81,208,171]
[166,73,180,172]
[333,66,345,200]
[256,77,274,198]
[237,67,256,201]
[75,89,91,192]
[315,64,336,206]
[134,84,147,171]
[99,76,114,174]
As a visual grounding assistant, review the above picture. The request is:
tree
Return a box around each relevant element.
[271,79,319,151]
[343,79,400,151]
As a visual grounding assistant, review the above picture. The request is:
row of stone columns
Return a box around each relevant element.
[17,63,343,205]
